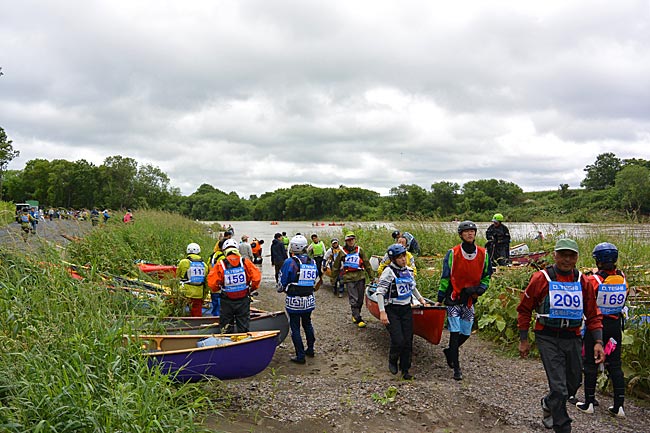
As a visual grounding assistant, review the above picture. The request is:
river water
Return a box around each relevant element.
[204,220,650,245]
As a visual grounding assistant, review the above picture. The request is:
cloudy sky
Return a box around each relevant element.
[1,0,649,197]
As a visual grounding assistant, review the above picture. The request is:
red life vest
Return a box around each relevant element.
[450,244,486,308]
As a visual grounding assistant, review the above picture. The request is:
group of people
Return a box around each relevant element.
[177,220,628,432]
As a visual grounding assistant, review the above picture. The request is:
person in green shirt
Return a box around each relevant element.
[307,233,326,277]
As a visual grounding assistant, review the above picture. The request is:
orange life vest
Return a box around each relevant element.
[450,244,486,308]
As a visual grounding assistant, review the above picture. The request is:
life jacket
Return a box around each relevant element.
[220,257,249,299]
[184,257,206,286]
[311,241,325,256]
[20,214,30,224]
[287,256,317,296]
[449,244,486,308]
[536,265,584,329]
[387,265,415,302]
[592,270,627,318]
[343,246,365,273]
[209,250,225,268]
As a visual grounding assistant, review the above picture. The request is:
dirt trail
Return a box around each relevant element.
[2,220,647,432]
[208,267,650,433]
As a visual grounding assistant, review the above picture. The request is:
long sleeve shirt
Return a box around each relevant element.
[517,266,602,341]
[375,264,424,312]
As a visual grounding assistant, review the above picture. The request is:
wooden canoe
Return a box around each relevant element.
[128,330,279,382]
[365,285,446,345]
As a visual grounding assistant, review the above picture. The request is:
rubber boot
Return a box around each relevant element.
[449,332,462,380]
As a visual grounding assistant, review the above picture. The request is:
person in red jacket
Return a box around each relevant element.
[517,238,604,433]
[576,242,628,418]
[207,239,261,333]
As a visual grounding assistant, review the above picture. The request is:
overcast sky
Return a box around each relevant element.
[1,0,649,198]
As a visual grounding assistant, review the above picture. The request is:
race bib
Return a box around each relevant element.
[549,281,583,320]
[223,266,247,292]
[597,284,627,315]
[188,261,205,284]
[344,252,360,270]
[298,263,318,286]
[394,276,414,300]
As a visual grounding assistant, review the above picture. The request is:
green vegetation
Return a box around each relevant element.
[0,200,14,225]
[2,150,650,222]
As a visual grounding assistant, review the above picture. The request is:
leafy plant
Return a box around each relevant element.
[371,385,398,405]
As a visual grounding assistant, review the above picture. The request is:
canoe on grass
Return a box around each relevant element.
[365,284,446,345]
[137,262,177,278]
[135,309,289,345]
[128,330,279,382]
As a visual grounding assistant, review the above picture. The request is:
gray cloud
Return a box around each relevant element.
[1,0,649,198]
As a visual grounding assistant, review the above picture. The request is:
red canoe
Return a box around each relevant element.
[137,262,177,278]
[365,285,446,345]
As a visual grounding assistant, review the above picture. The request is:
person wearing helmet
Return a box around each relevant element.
[176,243,209,317]
[576,242,628,418]
[517,239,604,431]
[376,243,428,380]
[207,238,228,316]
[306,234,326,278]
[271,232,288,283]
[437,221,491,380]
[391,229,421,255]
[486,213,511,267]
[207,238,261,333]
[332,232,375,328]
[278,235,318,364]
[323,238,346,297]
[377,236,417,277]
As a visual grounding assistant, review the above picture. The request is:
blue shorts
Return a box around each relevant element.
[447,305,474,336]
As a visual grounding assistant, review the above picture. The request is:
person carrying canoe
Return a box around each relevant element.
[377,236,417,277]
[323,238,346,297]
[332,232,375,328]
[517,238,604,432]
[277,235,317,364]
[207,239,261,333]
[485,213,511,266]
[576,242,628,418]
[176,243,209,317]
[436,220,491,381]
[376,243,429,380]
[391,230,421,255]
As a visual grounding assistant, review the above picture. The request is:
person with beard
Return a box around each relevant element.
[436,221,491,380]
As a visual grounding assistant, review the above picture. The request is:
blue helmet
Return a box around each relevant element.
[387,243,407,260]
[592,242,618,263]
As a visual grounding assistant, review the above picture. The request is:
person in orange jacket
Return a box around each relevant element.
[207,239,261,333]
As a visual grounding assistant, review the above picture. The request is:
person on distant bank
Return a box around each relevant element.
[486,213,511,266]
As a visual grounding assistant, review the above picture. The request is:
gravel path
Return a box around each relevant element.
[209,269,650,433]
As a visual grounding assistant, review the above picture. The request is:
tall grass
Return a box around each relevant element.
[0,200,14,226]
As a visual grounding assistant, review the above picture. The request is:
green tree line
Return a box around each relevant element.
[1,125,649,222]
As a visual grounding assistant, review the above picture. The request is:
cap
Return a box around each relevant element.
[331,238,339,244]
[345,232,356,240]
[554,238,579,254]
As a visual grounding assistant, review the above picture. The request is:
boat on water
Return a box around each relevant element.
[141,309,289,345]
[365,284,446,345]
[128,330,279,382]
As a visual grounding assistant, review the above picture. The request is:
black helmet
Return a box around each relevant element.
[391,230,400,239]
[457,220,477,234]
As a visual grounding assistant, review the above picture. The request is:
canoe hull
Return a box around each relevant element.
[139,331,279,382]
[365,287,446,345]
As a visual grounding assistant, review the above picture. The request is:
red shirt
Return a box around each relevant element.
[517,266,602,337]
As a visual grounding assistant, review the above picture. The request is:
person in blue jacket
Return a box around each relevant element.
[278,235,317,364]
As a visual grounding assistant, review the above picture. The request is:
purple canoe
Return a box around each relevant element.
[130,330,279,382]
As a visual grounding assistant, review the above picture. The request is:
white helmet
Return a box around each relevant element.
[290,235,308,254]
[186,242,201,254]
[223,239,239,251]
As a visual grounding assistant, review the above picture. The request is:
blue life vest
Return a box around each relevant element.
[536,266,584,329]
[389,266,415,302]
[220,259,249,299]
[187,258,206,285]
